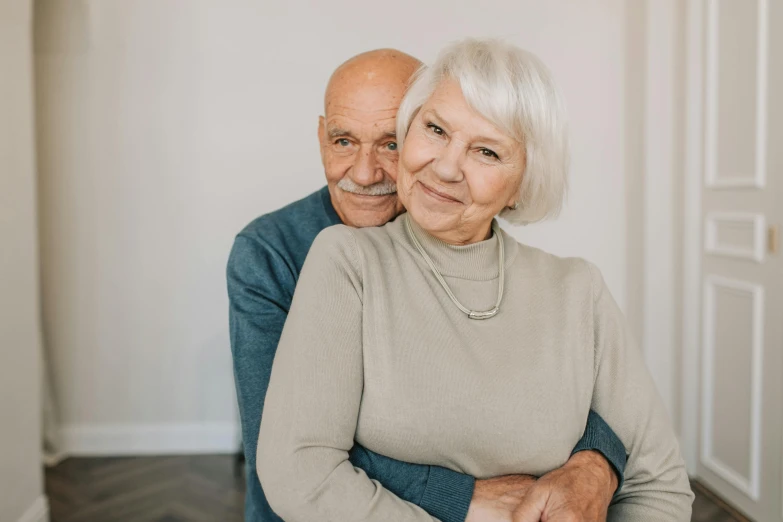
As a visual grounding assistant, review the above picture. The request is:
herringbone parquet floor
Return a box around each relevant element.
[45,455,747,522]
[45,455,245,522]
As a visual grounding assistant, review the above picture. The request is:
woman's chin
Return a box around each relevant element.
[407,206,455,236]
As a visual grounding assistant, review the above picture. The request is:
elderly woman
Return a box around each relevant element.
[257,39,693,521]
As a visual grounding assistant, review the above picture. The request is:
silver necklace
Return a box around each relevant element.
[405,216,505,320]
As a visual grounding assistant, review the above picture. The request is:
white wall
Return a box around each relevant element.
[0,1,48,521]
[35,0,633,453]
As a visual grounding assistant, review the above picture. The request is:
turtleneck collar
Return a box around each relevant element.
[398,213,519,281]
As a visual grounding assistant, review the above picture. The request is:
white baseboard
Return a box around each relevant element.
[42,451,67,468]
[17,496,49,522]
[61,422,241,456]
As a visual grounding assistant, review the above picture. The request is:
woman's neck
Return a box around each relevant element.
[401,214,503,281]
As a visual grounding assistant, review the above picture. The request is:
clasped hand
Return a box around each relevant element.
[465,451,616,522]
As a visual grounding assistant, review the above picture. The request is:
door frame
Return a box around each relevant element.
[633,0,703,476]
[681,0,704,475]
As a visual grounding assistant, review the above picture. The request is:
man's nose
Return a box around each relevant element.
[350,147,384,186]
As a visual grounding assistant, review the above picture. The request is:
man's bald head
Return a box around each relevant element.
[324,49,421,116]
[318,49,421,228]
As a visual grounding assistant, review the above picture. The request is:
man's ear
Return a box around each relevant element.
[317,116,326,165]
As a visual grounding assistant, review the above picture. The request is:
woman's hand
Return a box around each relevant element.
[466,474,537,522]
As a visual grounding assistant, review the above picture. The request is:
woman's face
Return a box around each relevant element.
[397,79,526,245]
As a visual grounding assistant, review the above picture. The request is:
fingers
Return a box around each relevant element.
[511,489,547,522]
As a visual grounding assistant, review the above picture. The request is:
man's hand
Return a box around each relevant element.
[465,474,537,522]
[512,451,617,522]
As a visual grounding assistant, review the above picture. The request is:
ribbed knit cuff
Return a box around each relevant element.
[418,466,475,522]
[571,412,627,494]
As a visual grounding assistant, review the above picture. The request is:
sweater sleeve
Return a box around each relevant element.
[586,262,694,520]
[257,226,441,522]
[570,410,627,492]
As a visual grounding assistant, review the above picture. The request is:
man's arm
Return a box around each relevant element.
[465,413,625,522]
[571,410,627,492]
[227,232,474,522]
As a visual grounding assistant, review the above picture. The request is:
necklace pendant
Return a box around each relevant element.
[468,307,499,320]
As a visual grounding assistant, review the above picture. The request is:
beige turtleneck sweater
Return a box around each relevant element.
[257,213,693,521]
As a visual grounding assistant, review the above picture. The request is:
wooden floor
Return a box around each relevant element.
[46,455,245,522]
[46,455,748,522]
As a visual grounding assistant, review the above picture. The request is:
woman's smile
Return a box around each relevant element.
[416,181,463,205]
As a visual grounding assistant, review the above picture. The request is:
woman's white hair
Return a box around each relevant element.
[396,38,569,225]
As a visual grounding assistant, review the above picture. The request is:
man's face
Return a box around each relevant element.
[318,82,406,228]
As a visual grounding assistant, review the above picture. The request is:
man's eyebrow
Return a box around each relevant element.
[327,128,355,139]
[327,128,397,140]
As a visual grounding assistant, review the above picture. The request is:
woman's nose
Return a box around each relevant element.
[431,143,463,183]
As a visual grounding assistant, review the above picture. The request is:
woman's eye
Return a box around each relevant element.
[386,142,397,151]
[336,139,350,147]
[479,148,499,159]
[427,123,444,136]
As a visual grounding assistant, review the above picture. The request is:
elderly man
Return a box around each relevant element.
[227,49,626,522]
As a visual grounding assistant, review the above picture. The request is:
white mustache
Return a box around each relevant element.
[337,178,397,196]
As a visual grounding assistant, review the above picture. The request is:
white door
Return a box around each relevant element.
[694,0,783,520]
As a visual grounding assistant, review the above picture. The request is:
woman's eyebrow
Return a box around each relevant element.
[427,109,507,148]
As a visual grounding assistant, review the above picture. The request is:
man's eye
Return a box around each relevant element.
[387,142,397,151]
[427,123,444,136]
[479,148,499,159]
[336,139,350,147]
